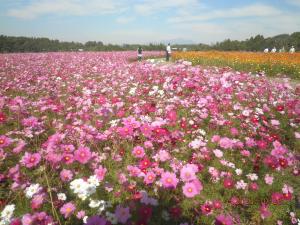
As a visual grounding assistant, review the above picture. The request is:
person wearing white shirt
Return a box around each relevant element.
[166,43,171,61]
[271,47,276,53]
[289,46,295,53]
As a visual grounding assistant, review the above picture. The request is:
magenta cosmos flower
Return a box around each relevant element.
[60,202,76,218]
[74,146,92,164]
[160,172,179,188]
[21,152,41,168]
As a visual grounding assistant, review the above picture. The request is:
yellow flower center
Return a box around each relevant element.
[166,178,172,183]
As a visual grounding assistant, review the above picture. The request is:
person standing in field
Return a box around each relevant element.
[137,46,143,61]
[289,46,295,53]
[166,43,171,61]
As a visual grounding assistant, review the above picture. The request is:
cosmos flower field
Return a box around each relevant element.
[0,51,299,225]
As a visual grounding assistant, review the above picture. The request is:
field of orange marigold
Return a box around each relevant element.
[173,51,300,79]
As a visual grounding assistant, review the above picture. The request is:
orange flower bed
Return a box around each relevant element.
[173,51,300,79]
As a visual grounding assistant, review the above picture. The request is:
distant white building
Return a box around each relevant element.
[78,49,84,52]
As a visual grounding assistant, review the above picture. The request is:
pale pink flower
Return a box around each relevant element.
[264,174,274,185]
[219,137,233,149]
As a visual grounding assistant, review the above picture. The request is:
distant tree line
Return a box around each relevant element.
[0,32,299,53]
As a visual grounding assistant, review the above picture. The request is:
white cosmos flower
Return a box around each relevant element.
[57,193,67,201]
[87,175,100,187]
[25,183,41,199]
[106,212,118,224]
[0,204,15,224]
[89,199,101,208]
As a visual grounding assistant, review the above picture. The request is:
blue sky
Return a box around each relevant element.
[0,0,300,44]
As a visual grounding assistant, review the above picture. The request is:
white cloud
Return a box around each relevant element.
[7,0,127,19]
[168,11,300,44]
[286,0,300,7]
[168,3,282,23]
[133,0,202,15]
[115,16,135,24]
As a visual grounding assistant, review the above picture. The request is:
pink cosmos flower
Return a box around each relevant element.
[211,135,221,143]
[22,214,34,225]
[21,152,41,168]
[230,127,239,136]
[166,110,177,122]
[114,205,131,224]
[22,116,39,127]
[219,137,233,149]
[74,146,92,164]
[117,126,134,138]
[62,153,74,165]
[271,141,287,156]
[76,210,85,219]
[215,214,233,225]
[154,149,171,162]
[31,193,45,210]
[260,203,272,219]
[245,137,256,147]
[0,135,12,148]
[180,164,197,182]
[13,140,26,154]
[213,200,223,209]
[60,169,73,182]
[271,192,283,205]
[144,141,153,149]
[60,202,76,218]
[182,182,199,198]
[132,146,145,158]
[61,144,75,153]
[95,165,107,181]
[240,150,250,157]
[140,124,153,137]
[160,172,179,188]
[201,202,213,215]
[213,149,223,158]
[144,171,156,185]
[264,174,274,185]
